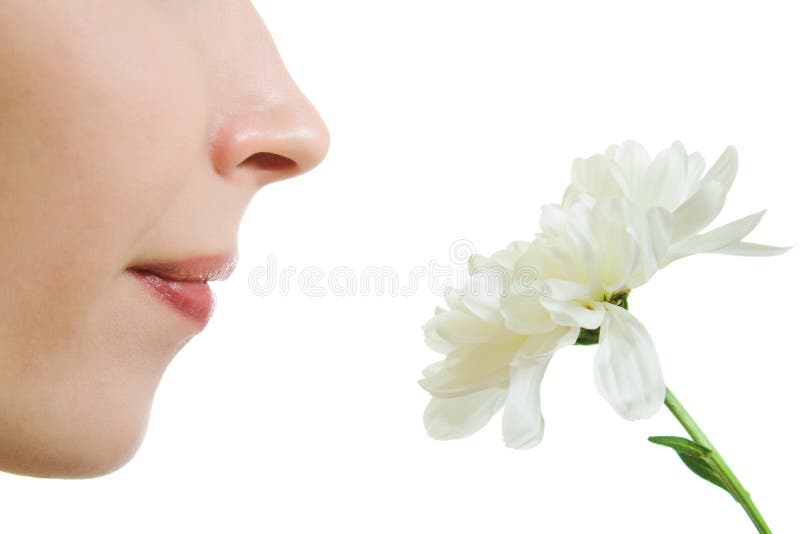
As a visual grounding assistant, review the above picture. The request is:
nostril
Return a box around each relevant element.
[239,152,297,171]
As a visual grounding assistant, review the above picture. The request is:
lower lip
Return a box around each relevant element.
[128,269,215,327]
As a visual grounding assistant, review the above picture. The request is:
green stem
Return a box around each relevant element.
[664,387,771,533]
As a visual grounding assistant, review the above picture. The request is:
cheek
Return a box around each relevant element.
[0,2,207,339]
[0,2,208,476]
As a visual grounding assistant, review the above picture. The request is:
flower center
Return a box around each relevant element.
[574,289,630,346]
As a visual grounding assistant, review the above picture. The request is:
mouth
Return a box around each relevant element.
[126,253,237,328]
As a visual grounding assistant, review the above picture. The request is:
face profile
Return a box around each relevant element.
[0,1,329,478]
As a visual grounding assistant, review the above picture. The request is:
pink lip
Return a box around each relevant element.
[127,253,237,327]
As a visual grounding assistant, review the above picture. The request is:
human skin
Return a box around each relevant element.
[0,1,329,478]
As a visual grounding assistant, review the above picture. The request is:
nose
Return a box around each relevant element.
[209,87,330,189]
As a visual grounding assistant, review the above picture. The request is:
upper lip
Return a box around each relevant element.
[128,252,238,282]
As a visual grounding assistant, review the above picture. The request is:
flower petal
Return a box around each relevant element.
[424,387,507,440]
[613,140,651,188]
[686,151,706,185]
[541,298,605,329]
[564,203,597,274]
[540,204,568,234]
[702,145,738,197]
[593,304,665,420]
[419,336,522,397]
[500,240,532,260]
[671,179,725,242]
[539,278,593,300]
[590,198,640,292]
[421,359,445,378]
[514,243,562,280]
[500,289,557,335]
[444,285,466,311]
[637,142,688,209]
[712,241,793,256]
[627,206,674,288]
[646,207,674,266]
[646,207,674,281]
[462,274,505,325]
[424,324,456,354]
[516,326,579,361]
[570,154,626,199]
[667,210,768,261]
[424,309,503,345]
[502,354,553,449]
[471,241,529,272]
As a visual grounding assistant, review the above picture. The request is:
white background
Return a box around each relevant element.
[2,1,799,532]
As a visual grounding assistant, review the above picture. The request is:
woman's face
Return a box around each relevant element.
[0,1,329,478]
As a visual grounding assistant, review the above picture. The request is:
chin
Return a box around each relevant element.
[0,344,172,479]
[0,274,197,479]
[1,389,156,479]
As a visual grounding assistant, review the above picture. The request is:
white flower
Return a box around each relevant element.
[419,141,790,450]
[421,199,664,448]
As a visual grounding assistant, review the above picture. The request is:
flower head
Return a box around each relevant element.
[420,141,790,449]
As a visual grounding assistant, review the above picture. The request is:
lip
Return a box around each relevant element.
[127,253,237,327]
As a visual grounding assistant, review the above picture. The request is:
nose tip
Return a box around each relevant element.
[210,93,330,187]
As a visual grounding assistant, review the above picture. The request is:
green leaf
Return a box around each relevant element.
[648,435,737,500]
[648,436,712,457]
